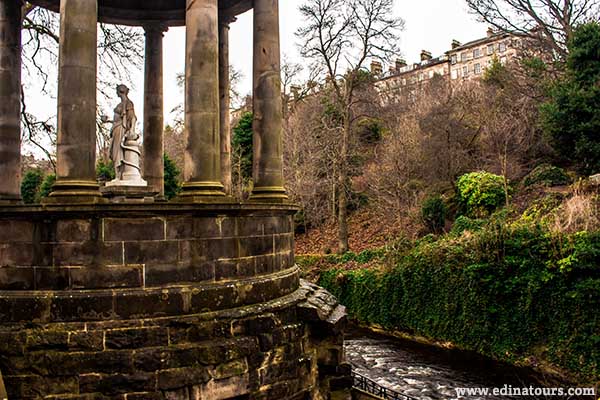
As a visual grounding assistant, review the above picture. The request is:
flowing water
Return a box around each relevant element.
[344,328,591,400]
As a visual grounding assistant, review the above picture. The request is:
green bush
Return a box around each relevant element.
[541,23,600,174]
[164,154,181,200]
[319,225,600,381]
[96,159,115,182]
[456,171,506,217]
[37,174,56,201]
[358,118,385,144]
[523,164,571,187]
[232,112,253,180]
[20,170,44,204]
[421,196,447,233]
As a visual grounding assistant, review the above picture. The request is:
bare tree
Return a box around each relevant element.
[297,0,403,253]
[170,66,243,128]
[466,0,600,61]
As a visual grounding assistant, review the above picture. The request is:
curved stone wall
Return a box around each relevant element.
[0,203,297,323]
[0,204,351,399]
[0,282,350,399]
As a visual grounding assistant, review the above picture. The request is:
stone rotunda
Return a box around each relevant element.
[0,1,351,399]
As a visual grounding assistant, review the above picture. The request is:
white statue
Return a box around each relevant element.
[103,84,147,187]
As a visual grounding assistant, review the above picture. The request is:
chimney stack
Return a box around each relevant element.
[420,50,433,62]
[451,39,461,49]
[395,58,407,72]
[370,60,383,76]
[487,27,495,37]
[290,85,301,100]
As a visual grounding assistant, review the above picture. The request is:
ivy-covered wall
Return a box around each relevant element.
[318,223,600,383]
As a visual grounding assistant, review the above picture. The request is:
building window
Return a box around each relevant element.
[451,54,458,65]
[463,65,469,77]
[418,73,424,81]
[474,63,482,74]
[473,48,481,58]
[401,78,406,85]
[461,52,467,62]
[500,56,507,65]
[429,70,435,78]
[451,69,458,80]
[499,42,507,52]
[487,44,494,55]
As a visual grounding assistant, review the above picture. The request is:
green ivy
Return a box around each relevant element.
[318,224,600,382]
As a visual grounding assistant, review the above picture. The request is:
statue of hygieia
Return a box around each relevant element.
[103,84,147,187]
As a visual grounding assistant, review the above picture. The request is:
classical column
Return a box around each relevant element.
[181,0,224,198]
[251,0,287,200]
[143,24,167,199]
[219,16,235,196]
[49,0,101,201]
[0,0,22,203]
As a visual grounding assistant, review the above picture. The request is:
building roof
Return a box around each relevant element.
[447,32,513,53]
[29,0,251,26]
[377,55,448,83]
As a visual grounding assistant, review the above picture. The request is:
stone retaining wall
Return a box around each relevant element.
[0,281,350,399]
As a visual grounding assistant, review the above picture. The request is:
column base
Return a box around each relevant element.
[177,181,228,203]
[44,180,106,204]
[250,186,288,202]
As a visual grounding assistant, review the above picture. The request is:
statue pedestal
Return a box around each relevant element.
[100,184,157,203]
[105,177,148,188]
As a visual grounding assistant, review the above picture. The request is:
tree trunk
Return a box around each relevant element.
[337,117,350,254]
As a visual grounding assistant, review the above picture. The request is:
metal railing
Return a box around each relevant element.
[352,371,419,400]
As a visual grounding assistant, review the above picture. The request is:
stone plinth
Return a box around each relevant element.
[100,185,157,203]
[0,203,351,399]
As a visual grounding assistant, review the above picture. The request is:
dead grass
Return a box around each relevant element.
[551,191,600,234]
[295,206,421,255]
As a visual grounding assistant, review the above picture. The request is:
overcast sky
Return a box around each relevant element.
[157,0,488,122]
[24,0,489,154]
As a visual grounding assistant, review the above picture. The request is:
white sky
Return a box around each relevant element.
[24,0,488,153]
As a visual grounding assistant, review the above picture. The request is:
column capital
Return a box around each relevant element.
[219,15,237,27]
[143,22,169,36]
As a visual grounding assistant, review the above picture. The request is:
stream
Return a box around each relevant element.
[344,328,593,400]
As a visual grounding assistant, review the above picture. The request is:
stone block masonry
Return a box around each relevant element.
[0,203,351,399]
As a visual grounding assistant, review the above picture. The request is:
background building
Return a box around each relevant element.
[375,28,523,101]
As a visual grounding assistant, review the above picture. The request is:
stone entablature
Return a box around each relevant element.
[28,0,253,26]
